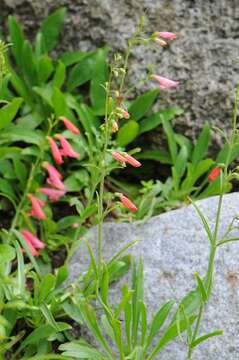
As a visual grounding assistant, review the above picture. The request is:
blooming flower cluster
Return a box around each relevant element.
[21,117,81,256]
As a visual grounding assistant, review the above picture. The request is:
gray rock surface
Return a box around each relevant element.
[1,0,239,147]
[70,192,239,359]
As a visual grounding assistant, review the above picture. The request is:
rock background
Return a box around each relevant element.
[69,193,239,359]
[1,0,239,147]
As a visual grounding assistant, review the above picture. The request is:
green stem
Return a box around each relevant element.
[188,303,204,359]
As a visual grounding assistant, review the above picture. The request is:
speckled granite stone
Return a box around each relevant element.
[69,192,239,359]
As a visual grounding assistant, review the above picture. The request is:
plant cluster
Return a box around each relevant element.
[0,7,238,360]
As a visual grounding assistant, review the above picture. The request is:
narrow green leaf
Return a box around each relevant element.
[136,150,172,164]
[162,118,177,163]
[145,300,174,351]
[147,315,196,359]
[8,16,25,67]
[192,123,210,167]
[191,330,223,348]
[194,273,207,302]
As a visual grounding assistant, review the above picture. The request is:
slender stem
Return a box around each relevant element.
[188,303,204,359]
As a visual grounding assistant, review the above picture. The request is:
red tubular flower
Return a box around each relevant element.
[39,188,65,202]
[124,154,142,168]
[119,193,137,213]
[112,151,126,165]
[151,74,179,89]
[28,194,46,220]
[60,117,80,135]
[21,229,45,257]
[55,134,80,159]
[42,162,65,191]
[155,31,177,40]
[48,137,63,165]
[208,167,221,182]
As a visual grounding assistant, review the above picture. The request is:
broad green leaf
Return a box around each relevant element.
[138,112,162,135]
[181,159,214,191]
[0,147,21,158]
[0,125,44,145]
[129,89,159,121]
[9,69,33,105]
[60,51,88,66]
[55,265,69,287]
[162,118,177,163]
[0,244,16,262]
[174,145,188,179]
[217,142,239,164]
[67,52,98,91]
[90,48,109,114]
[59,341,104,359]
[37,55,54,84]
[33,85,53,106]
[138,107,183,135]
[136,150,172,164]
[192,123,210,167]
[8,16,25,67]
[39,274,56,303]
[52,87,67,117]
[52,61,66,88]
[0,98,23,129]
[64,170,90,192]
[0,178,16,200]
[62,300,83,324]
[39,8,67,52]
[117,120,139,146]
[57,215,80,230]
[21,40,37,85]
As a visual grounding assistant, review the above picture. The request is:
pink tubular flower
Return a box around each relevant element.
[42,162,65,191]
[112,151,126,165]
[28,194,46,220]
[21,229,45,257]
[55,134,80,159]
[124,154,142,168]
[155,31,177,40]
[151,74,179,89]
[39,188,65,202]
[208,167,221,182]
[119,194,137,213]
[60,117,80,135]
[48,137,63,165]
